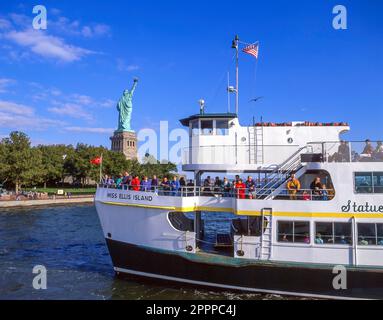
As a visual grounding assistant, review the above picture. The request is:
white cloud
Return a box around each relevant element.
[117,58,140,72]
[64,126,114,134]
[4,29,95,62]
[48,102,93,120]
[70,94,94,105]
[0,100,65,130]
[0,78,15,93]
[0,111,64,130]
[0,18,12,30]
[0,100,34,115]
[51,16,111,38]
[99,99,115,108]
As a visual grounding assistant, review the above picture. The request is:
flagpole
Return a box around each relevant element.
[99,153,103,183]
[234,35,239,115]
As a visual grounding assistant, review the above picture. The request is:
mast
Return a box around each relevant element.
[232,35,239,115]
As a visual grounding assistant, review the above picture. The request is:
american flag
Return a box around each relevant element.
[242,43,259,59]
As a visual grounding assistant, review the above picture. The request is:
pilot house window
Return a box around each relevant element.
[201,120,213,135]
[216,120,229,135]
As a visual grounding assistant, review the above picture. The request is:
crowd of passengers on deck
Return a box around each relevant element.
[101,172,333,200]
[329,140,383,162]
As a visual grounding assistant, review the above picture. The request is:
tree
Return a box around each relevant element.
[0,132,44,193]
[37,144,74,188]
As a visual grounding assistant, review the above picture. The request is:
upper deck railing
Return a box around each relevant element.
[97,183,334,201]
[307,141,383,163]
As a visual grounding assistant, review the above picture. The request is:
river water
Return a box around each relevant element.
[0,204,290,300]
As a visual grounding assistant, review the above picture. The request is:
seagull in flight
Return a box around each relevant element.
[249,96,264,103]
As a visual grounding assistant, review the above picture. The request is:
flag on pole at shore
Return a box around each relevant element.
[90,156,102,165]
[242,43,259,59]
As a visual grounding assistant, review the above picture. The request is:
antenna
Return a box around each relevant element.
[227,72,230,113]
[231,35,239,116]
[199,99,205,115]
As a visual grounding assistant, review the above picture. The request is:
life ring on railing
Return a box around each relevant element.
[185,245,193,252]
[236,250,245,257]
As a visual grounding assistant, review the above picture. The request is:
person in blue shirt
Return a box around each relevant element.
[141,176,151,192]
[170,176,180,196]
[315,233,324,244]
[115,175,123,189]
[321,184,328,201]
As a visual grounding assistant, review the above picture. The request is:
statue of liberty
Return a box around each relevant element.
[116,78,138,132]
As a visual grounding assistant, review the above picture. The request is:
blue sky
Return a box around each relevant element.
[0,0,382,151]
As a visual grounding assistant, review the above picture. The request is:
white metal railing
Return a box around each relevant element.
[307,141,383,163]
[97,184,334,201]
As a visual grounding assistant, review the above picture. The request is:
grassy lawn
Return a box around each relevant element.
[22,187,96,195]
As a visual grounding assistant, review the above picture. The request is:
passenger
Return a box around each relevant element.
[102,174,110,185]
[304,233,310,244]
[338,140,350,162]
[280,234,289,242]
[359,237,369,245]
[361,139,374,161]
[151,175,158,192]
[310,177,322,200]
[245,176,256,199]
[302,191,311,201]
[141,176,151,192]
[121,172,131,186]
[378,238,383,245]
[321,184,328,201]
[131,175,140,191]
[115,175,123,188]
[235,179,246,199]
[179,177,186,195]
[107,176,115,186]
[170,176,180,196]
[160,177,171,194]
[339,235,348,245]
[223,177,232,197]
[203,176,212,196]
[213,176,223,196]
[374,141,383,161]
[286,173,301,200]
[186,179,195,196]
[315,233,324,244]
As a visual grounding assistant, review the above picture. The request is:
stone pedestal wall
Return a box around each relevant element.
[110,131,137,160]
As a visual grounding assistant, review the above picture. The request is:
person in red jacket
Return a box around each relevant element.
[131,175,140,191]
[235,179,246,199]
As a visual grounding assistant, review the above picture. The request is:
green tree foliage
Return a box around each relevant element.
[0,132,177,191]
[0,132,44,193]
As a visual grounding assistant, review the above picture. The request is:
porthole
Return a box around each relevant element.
[287,137,293,144]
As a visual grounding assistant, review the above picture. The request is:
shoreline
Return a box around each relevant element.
[0,197,94,208]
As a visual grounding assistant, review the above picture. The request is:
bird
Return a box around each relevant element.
[249,96,264,103]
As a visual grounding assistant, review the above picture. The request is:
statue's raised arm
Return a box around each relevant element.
[116,78,138,132]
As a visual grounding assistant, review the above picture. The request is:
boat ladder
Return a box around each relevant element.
[249,125,264,164]
[260,208,273,260]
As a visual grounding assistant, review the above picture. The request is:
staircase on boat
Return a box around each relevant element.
[256,146,308,200]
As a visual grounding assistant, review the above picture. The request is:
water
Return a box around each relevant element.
[0,204,289,300]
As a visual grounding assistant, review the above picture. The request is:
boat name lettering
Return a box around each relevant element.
[341,200,383,213]
[106,192,153,202]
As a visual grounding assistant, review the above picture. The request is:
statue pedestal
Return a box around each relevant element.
[110,131,137,160]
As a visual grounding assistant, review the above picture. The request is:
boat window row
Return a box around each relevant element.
[191,119,229,136]
[278,221,383,246]
[354,172,383,194]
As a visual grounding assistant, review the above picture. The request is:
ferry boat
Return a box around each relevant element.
[95,37,383,299]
